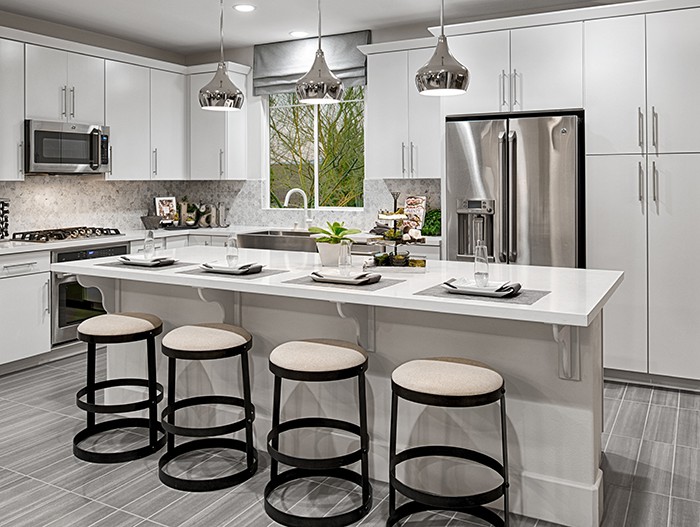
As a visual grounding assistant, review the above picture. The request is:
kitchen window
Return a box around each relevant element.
[268,86,365,209]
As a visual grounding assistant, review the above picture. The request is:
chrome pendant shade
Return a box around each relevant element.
[415,0,469,97]
[199,0,244,111]
[296,0,344,104]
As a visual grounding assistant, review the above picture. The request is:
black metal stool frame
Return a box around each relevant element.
[387,380,510,527]
[158,338,258,492]
[74,326,166,464]
[264,360,373,527]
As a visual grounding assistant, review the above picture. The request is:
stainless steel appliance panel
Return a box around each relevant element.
[508,115,578,267]
[445,119,506,261]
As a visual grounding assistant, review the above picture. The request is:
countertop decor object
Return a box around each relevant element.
[308,221,361,266]
[140,215,161,230]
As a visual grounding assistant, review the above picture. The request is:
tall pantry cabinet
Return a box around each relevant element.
[585,9,700,380]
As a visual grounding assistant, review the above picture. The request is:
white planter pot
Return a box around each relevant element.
[316,242,341,267]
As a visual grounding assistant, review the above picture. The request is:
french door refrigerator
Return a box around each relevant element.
[444,112,584,268]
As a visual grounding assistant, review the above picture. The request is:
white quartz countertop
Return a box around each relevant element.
[51,245,622,327]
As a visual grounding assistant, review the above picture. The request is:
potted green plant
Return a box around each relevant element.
[308,221,361,267]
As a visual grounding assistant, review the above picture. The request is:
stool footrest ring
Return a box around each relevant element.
[267,417,366,470]
[264,467,372,527]
[73,417,166,464]
[158,437,258,492]
[161,395,254,438]
[386,500,505,527]
[76,378,163,414]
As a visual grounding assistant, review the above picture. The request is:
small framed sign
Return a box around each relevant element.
[154,196,177,223]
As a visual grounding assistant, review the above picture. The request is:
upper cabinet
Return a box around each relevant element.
[189,70,248,180]
[584,15,646,155]
[150,70,187,180]
[365,48,441,179]
[25,45,104,124]
[0,39,24,181]
[105,60,150,181]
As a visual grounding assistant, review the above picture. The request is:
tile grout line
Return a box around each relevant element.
[604,382,628,452]
[621,388,653,527]
[665,394,681,527]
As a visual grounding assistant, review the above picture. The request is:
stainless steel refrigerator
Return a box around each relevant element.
[444,112,584,268]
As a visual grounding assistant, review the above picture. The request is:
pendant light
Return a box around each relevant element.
[199,0,244,111]
[295,0,344,104]
[415,0,469,97]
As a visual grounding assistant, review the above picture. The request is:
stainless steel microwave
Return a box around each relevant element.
[24,120,110,174]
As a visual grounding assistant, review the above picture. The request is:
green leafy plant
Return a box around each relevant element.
[422,209,441,236]
[308,221,361,244]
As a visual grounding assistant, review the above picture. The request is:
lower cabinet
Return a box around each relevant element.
[0,267,51,364]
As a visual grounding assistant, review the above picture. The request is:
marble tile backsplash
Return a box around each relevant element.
[0,176,440,234]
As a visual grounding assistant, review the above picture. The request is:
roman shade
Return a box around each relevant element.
[253,30,371,96]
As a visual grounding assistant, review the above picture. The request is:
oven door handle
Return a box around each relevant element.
[54,272,76,280]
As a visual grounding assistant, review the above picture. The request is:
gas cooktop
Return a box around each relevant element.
[12,227,123,243]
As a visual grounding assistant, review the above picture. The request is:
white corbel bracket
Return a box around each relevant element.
[336,302,376,353]
[77,276,119,313]
[553,324,580,381]
[197,288,241,326]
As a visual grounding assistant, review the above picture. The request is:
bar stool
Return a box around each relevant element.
[74,312,166,463]
[388,357,509,527]
[158,322,257,492]
[264,339,373,527]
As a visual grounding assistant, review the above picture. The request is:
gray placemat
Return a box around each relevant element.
[97,261,198,271]
[178,268,289,279]
[283,275,405,291]
[414,284,551,305]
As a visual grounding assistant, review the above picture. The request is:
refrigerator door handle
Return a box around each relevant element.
[498,132,508,262]
[507,130,517,263]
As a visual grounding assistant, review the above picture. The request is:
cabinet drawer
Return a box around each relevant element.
[0,251,50,277]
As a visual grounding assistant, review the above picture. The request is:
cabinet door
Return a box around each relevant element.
[25,45,68,121]
[365,51,409,179]
[648,154,700,379]
[647,9,700,154]
[586,155,648,372]
[0,273,51,364]
[407,48,442,180]
[224,70,248,180]
[67,53,104,124]
[0,39,24,181]
[510,22,583,111]
[189,73,226,180]
[105,61,150,180]
[151,70,187,180]
[584,16,646,155]
[443,31,510,116]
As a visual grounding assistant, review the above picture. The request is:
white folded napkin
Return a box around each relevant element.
[449,277,510,292]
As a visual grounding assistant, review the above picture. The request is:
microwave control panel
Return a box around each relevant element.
[100,135,109,165]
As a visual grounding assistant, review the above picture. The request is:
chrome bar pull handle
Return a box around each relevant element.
[652,106,658,151]
[401,142,406,175]
[511,70,519,108]
[638,162,644,202]
[219,149,224,177]
[637,107,644,148]
[153,148,158,176]
[44,278,51,315]
[61,86,67,118]
[3,261,37,271]
[18,142,23,177]
[501,70,508,108]
[108,146,113,176]
[507,130,517,262]
[70,86,76,118]
[652,161,658,203]
[410,142,415,177]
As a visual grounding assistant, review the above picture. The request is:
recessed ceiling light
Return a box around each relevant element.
[233,4,256,12]
[289,31,309,38]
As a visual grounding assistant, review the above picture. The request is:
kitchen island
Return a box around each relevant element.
[52,245,622,527]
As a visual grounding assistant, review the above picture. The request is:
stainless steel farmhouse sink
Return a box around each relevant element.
[237,230,318,252]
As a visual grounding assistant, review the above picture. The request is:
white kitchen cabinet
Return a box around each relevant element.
[586,155,648,373]
[105,61,150,181]
[0,39,24,181]
[442,31,510,117]
[584,16,646,155]
[365,49,441,179]
[25,45,104,124]
[647,9,700,154]
[648,154,700,379]
[0,253,51,365]
[510,23,583,111]
[189,70,248,180]
[166,235,189,249]
[151,70,187,180]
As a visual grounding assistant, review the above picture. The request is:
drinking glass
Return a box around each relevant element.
[338,239,353,276]
[143,230,155,260]
[226,234,239,267]
[474,240,489,287]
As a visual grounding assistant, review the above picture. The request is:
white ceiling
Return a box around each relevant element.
[0,0,642,55]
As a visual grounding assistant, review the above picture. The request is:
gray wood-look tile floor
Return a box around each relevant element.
[0,351,697,527]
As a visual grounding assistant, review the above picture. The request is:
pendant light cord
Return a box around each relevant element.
[219,0,225,64]
[440,0,445,37]
[317,0,322,51]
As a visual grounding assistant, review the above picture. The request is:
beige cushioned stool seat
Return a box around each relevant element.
[78,312,162,337]
[392,357,503,397]
[162,323,251,351]
[270,339,367,372]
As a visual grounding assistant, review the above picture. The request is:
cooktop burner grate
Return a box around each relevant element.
[12,227,123,243]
